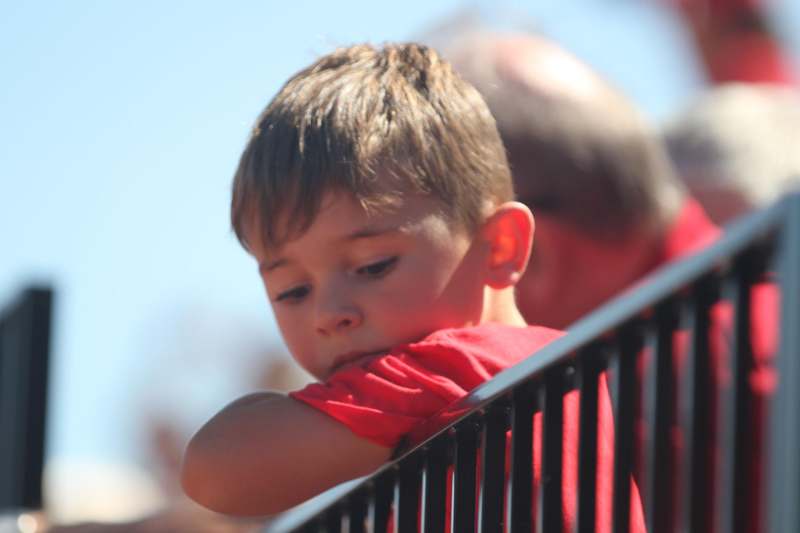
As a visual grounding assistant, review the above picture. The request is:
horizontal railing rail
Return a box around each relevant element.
[268,192,799,533]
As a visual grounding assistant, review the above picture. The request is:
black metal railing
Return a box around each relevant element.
[0,286,53,512]
[268,193,800,533]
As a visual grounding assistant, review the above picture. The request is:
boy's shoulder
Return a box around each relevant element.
[407,322,564,352]
[290,322,564,449]
[387,322,565,372]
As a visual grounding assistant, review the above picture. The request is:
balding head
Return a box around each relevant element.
[442,32,684,241]
[448,34,609,129]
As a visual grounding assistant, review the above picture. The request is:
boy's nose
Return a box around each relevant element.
[314,305,362,336]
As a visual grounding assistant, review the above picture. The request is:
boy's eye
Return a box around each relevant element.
[356,257,398,278]
[275,285,310,303]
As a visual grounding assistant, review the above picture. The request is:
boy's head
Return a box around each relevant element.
[231,43,533,380]
[231,42,512,251]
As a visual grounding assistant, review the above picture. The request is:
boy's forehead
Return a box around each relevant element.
[250,189,456,260]
[246,191,381,253]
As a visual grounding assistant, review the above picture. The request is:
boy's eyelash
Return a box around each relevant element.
[273,257,397,302]
[275,285,310,303]
[356,257,398,278]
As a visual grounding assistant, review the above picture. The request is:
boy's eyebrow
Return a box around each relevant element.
[345,224,404,241]
[259,224,405,274]
[260,257,287,274]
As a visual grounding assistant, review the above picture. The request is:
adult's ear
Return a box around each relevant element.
[481,201,535,289]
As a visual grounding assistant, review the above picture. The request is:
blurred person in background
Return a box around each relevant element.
[666,0,797,85]
[439,30,691,330]
[439,30,778,532]
[663,82,800,224]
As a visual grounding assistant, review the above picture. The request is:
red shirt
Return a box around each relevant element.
[669,0,797,84]
[291,323,646,532]
[291,324,561,447]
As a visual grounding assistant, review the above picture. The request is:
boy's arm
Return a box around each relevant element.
[180,392,392,516]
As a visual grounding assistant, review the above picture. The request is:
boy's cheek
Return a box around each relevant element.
[273,314,307,352]
[280,339,319,378]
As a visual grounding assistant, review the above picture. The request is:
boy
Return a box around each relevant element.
[181,43,644,531]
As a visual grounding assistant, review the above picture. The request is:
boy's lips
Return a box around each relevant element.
[330,349,387,376]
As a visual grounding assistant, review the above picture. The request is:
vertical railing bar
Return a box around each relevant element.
[394,457,421,533]
[717,254,755,533]
[479,402,508,533]
[576,344,603,533]
[347,491,367,533]
[290,521,314,533]
[452,418,479,533]
[540,369,564,533]
[679,276,716,533]
[768,194,800,533]
[643,299,677,533]
[612,324,640,533]
[368,473,392,533]
[421,437,448,533]
[678,292,697,533]
[324,507,342,533]
[508,382,536,533]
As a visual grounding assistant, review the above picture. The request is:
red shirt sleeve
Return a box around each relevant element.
[289,324,563,448]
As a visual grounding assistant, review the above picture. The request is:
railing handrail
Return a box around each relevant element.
[267,192,798,533]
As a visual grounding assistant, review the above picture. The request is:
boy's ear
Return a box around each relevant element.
[481,201,535,289]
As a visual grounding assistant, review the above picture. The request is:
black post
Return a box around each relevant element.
[478,403,508,533]
[679,276,717,533]
[452,420,478,533]
[0,287,53,511]
[539,369,564,533]
[508,383,536,533]
[644,299,677,533]
[576,345,603,533]
[612,324,641,533]
[421,438,447,533]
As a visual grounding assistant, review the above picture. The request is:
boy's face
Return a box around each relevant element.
[245,191,489,381]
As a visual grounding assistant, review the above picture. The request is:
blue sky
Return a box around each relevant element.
[1,0,797,486]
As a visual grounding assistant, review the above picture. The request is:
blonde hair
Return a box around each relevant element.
[231,42,513,250]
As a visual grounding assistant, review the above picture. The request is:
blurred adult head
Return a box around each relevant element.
[441,31,687,328]
[664,82,800,224]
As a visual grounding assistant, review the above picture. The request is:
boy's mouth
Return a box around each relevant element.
[329,349,387,377]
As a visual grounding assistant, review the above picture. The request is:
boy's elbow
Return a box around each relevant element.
[180,438,236,514]
[180,434,302,516]
[179,393,387,515]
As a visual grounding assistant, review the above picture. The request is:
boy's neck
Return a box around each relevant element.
[481,287,529,327]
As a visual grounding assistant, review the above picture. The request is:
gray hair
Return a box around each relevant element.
[664,83,800,224]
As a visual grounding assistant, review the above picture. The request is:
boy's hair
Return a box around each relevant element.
[231,42,513,251]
